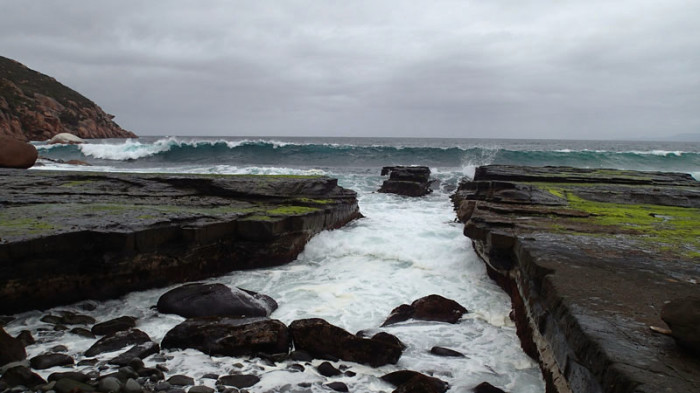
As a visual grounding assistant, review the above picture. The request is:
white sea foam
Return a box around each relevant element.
[4,178,544,392]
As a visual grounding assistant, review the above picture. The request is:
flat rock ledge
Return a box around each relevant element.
[452,165,700,393]
[0,170,361,314]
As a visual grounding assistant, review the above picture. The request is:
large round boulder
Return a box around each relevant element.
[161,317,289,356]
[156,283,277,318]
[0,136,38,169]
[289,318,403,367]
[47,133,85,144]
[661,296,700,354]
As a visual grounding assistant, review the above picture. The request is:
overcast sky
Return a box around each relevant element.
[1,1,699,139]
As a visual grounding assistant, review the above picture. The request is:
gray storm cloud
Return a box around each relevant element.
[1,0,698,139]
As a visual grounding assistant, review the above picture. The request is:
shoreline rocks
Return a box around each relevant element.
[289,318,403,367]
[378,166,433,196]
[452,165,700,393]
[382,295,468,326]
[0,170,361,314]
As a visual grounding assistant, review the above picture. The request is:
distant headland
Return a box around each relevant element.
[0,56,137,142]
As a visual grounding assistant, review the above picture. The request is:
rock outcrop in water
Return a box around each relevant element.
[379,166,433,196]
[0,56,136,141]
[452,165,700,393]
[0,170,360,314]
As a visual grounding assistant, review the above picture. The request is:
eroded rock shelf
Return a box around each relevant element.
[0,170,361,314]
[452,165,700,393]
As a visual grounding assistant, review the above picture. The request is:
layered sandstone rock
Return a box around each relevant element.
[452,165,700,393]
[0,56,136,141]
[0,170,360,314]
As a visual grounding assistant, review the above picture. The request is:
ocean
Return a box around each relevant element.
[6,137,700,393]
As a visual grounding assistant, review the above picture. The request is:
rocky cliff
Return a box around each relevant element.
[0,56,137,141]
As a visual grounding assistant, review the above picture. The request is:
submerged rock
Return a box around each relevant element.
[382,295,468,326]
[161,317,289,356]
[473,382,508,393]
[381,370,448,393]
[217,374,260,388]
[29,353,74,369]
[92,316,137,336]
[289,318,402,367]
[379,166,433,197]
[430,346,465,357]
[84,329,152,357]
[156,283,277,318]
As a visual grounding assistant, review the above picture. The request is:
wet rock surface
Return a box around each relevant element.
[156,283,277,318]
[289,318,403,367]
[379,166,433,197]
[452,165,700,393]
[0,170,360,314]
[0,327,26,366]
[382,295,468,326]
[161,317,290,356]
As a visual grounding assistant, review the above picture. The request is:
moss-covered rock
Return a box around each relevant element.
[0,170,360,314]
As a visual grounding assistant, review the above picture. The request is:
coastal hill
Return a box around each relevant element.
[0,56,136,141]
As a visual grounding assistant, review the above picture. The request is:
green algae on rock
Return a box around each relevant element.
[0,170,361,314]
[452,165,700,393]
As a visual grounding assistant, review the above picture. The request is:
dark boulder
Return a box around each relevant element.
[317,361,342,377]
[0,136,38,169]
[54,377,96,393]
[217,374,260,388]
[372,332,406,350]
[661,296,700,354]
[382,295,468,326]
[156,283,277,318]
[381,304,415,327]
[289,318,402,367]
[473,382,508,393]
[109,342,160,366]
[161,317,289,356]
[430,346,465,357]
[381,370,448,393]
[0,365,46,389]
[326,381,349,392]
[0,327,26,366]
[379,166,433,197]
[29,353,74,369]
[16,330,35,346]
[167,375,194,386]
[48,371,89,383]
[84,329,152,357]
[92,316,137,336]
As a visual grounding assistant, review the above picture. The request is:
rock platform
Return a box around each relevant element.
[0,170,360,314]
[452,165,700,393]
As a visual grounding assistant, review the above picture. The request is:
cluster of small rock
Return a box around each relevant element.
[0,283,509,393]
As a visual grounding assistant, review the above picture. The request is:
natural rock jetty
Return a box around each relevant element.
[0,170,360,314]
[452,165,700,393]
